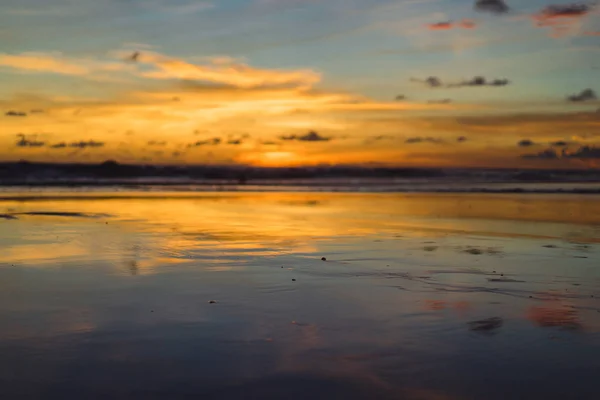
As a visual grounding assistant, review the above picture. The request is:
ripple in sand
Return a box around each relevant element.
[487,278,526,283]
[12,211,112,218]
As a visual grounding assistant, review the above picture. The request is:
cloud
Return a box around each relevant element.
[2,50,319,90]
[69,140,105,149]
[405,137,443,144]
[395,95,406,101]
[428,99,452,104]
[188,137,222,147]
[147,140,167,146]
[567,88,597,102]
[457,136,468,142]
[448,76,510,88]
[521,145,600,161]
[474,0,510,14]
[50,142,67,149]
[0,52,91,76]
[551,140,570,146]
[15,134,45,148]
[5,110,27,117]
[564,145,600,159]
[427,20,477,31]
[533,3,593,24]
[280,131,331,142]
[227,139,242,145]
[410,76,443,88]
[531,3,596,36]
[412,76,510,88]
[132,51,321,89]
[518,139,535,147]
[521,148,559,159]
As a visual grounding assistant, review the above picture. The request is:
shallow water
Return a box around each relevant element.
[1,192,599,399]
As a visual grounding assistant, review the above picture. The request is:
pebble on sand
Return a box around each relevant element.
[209,300,217,304]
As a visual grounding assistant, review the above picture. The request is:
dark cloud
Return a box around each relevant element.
[518,139,535,147]
[410,76,443,88]
[564,145,600,159]
[172,151,182,157]
[15,134,45,148]
[457,136,468,142]
[5,110,27,117]
[147,140,167,146]
[448,76,510,88]
[567,88,597,102]
[521,149,559,159]
[227,139,242,145]
[524,145,600,161]
[188,137,221,147]
[395,95,406,101]
[30,109,44,114]
[50,142,67,149]
[428,99,452,104]
[551,140,569,147]
[280,131,331,142]
[534,3,592,21]
[405,137,443,144]
[69,140,105,149]
[261,141,278,145]
[474,0,510,14]
[412,76,510,88]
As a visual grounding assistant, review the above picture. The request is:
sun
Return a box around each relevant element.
[237,151,300,167]
[259,151,297,166]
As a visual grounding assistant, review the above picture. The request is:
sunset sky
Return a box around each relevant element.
[1,0,599,168]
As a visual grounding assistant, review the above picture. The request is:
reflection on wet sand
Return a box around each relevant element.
[0,192,599,399]
[528,305,582,331]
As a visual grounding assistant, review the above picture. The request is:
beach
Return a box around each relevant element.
[1,191,599,399]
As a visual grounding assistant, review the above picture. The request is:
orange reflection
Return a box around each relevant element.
[2,192,599,275]
[527,305,581,330]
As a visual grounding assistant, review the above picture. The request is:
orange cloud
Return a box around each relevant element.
[133,51,321,89]
[0,52,89,75]
[427,19,477,31]
[0,52,136,78]
[531,4,596,37]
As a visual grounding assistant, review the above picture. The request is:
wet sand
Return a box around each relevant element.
[1,192,599,399]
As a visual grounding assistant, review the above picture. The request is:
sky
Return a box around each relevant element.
[1,0,599,168]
